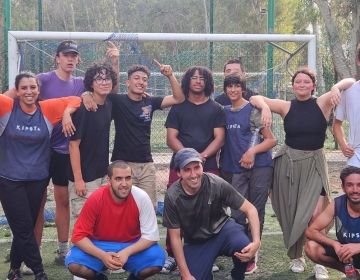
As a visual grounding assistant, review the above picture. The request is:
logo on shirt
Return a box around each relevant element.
[342,232,360,239]
[16,125,41,132]
[226,123,241,130]
[140,105,153,122]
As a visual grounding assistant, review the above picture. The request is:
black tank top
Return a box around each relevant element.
[284,97,327,150]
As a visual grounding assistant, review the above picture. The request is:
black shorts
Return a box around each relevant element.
[324,245,360,268]
[49,150,70,186]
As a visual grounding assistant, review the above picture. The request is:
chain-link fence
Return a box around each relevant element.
[0,39,346,231]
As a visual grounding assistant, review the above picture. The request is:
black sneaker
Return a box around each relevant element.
[54,249,66,266]
[34,272,48,280]
[6,269,23,280]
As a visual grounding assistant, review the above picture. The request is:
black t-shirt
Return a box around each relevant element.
[165,99,225,170]
[69,100,112,182]
[163,173,245,244]
[110,94,163,163]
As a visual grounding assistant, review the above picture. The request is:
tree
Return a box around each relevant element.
[313,0,360,79]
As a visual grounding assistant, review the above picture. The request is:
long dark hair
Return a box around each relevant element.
[181,66,214,97]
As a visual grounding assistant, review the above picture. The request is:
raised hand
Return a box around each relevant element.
[153,59,173,77]
[106,41,120,64]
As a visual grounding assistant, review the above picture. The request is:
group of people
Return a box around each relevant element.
[1,39,360,280]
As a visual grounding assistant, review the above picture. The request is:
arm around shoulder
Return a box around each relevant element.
[3,88,17,99]
[319,78,356,108]
[250,95,288,117]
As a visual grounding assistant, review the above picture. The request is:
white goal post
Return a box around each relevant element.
[7,31,316,88]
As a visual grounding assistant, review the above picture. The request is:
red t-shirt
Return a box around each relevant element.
[72,186,142,243]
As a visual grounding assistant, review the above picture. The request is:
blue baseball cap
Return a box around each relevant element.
[174,148,202,170]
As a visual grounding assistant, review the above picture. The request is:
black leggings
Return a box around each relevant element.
[0,177,47,274]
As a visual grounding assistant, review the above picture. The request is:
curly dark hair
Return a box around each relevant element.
[340,166,360,186]
[127,65,150,78]
[181,66,214,97]
[15,71,40,90]
[291,66,316,95]
[83,62,117,92]
[223,74,246,93]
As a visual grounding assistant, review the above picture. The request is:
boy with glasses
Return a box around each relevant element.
[68,63,117,222]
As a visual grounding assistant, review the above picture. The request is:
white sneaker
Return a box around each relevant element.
[212,264,220,272]
[314,264,329,279]
[73,276,86,280]
[290,257,306,273]
[21,264,33,275]
[161,256,177,274]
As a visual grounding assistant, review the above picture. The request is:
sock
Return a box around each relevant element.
[58,241,68,254]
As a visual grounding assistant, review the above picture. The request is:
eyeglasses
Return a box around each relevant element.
[190,76,205,82]
[94,77,112,84]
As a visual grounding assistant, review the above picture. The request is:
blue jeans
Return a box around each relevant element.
[184,219,250,280]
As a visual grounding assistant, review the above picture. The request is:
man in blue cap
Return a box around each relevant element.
[163,147,261,280]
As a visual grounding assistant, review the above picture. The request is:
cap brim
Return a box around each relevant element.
[179,158,202,169]
[61,49,79,54]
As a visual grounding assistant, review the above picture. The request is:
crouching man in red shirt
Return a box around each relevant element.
[65,161,165,280]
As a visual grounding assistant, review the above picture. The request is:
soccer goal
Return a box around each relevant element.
[0,31,316,225]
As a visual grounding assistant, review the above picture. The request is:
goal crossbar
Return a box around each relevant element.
[8,31,316,87]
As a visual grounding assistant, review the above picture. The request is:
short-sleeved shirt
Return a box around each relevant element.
[0,95,81,181]
[165,99,225,170]
[37,71,85,154]
[222,103,273,173]
[72,185,159,243]
[69,100,112,182]
[335,81,360,167]
[163,173,245,244]
[110,94,163,163]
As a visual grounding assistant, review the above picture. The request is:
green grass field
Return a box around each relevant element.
[0,205,346,280]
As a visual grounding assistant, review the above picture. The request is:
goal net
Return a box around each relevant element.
[1,31,316,226]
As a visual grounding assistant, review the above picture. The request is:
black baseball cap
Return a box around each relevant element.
[56,40,79,55]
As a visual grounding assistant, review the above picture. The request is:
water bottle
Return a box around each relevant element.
[248,128,260,148]
[345,263,357,279]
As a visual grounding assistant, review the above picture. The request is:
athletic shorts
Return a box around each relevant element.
[65,240,165,276]
[49,150,70,186]
[324,245,360,268]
